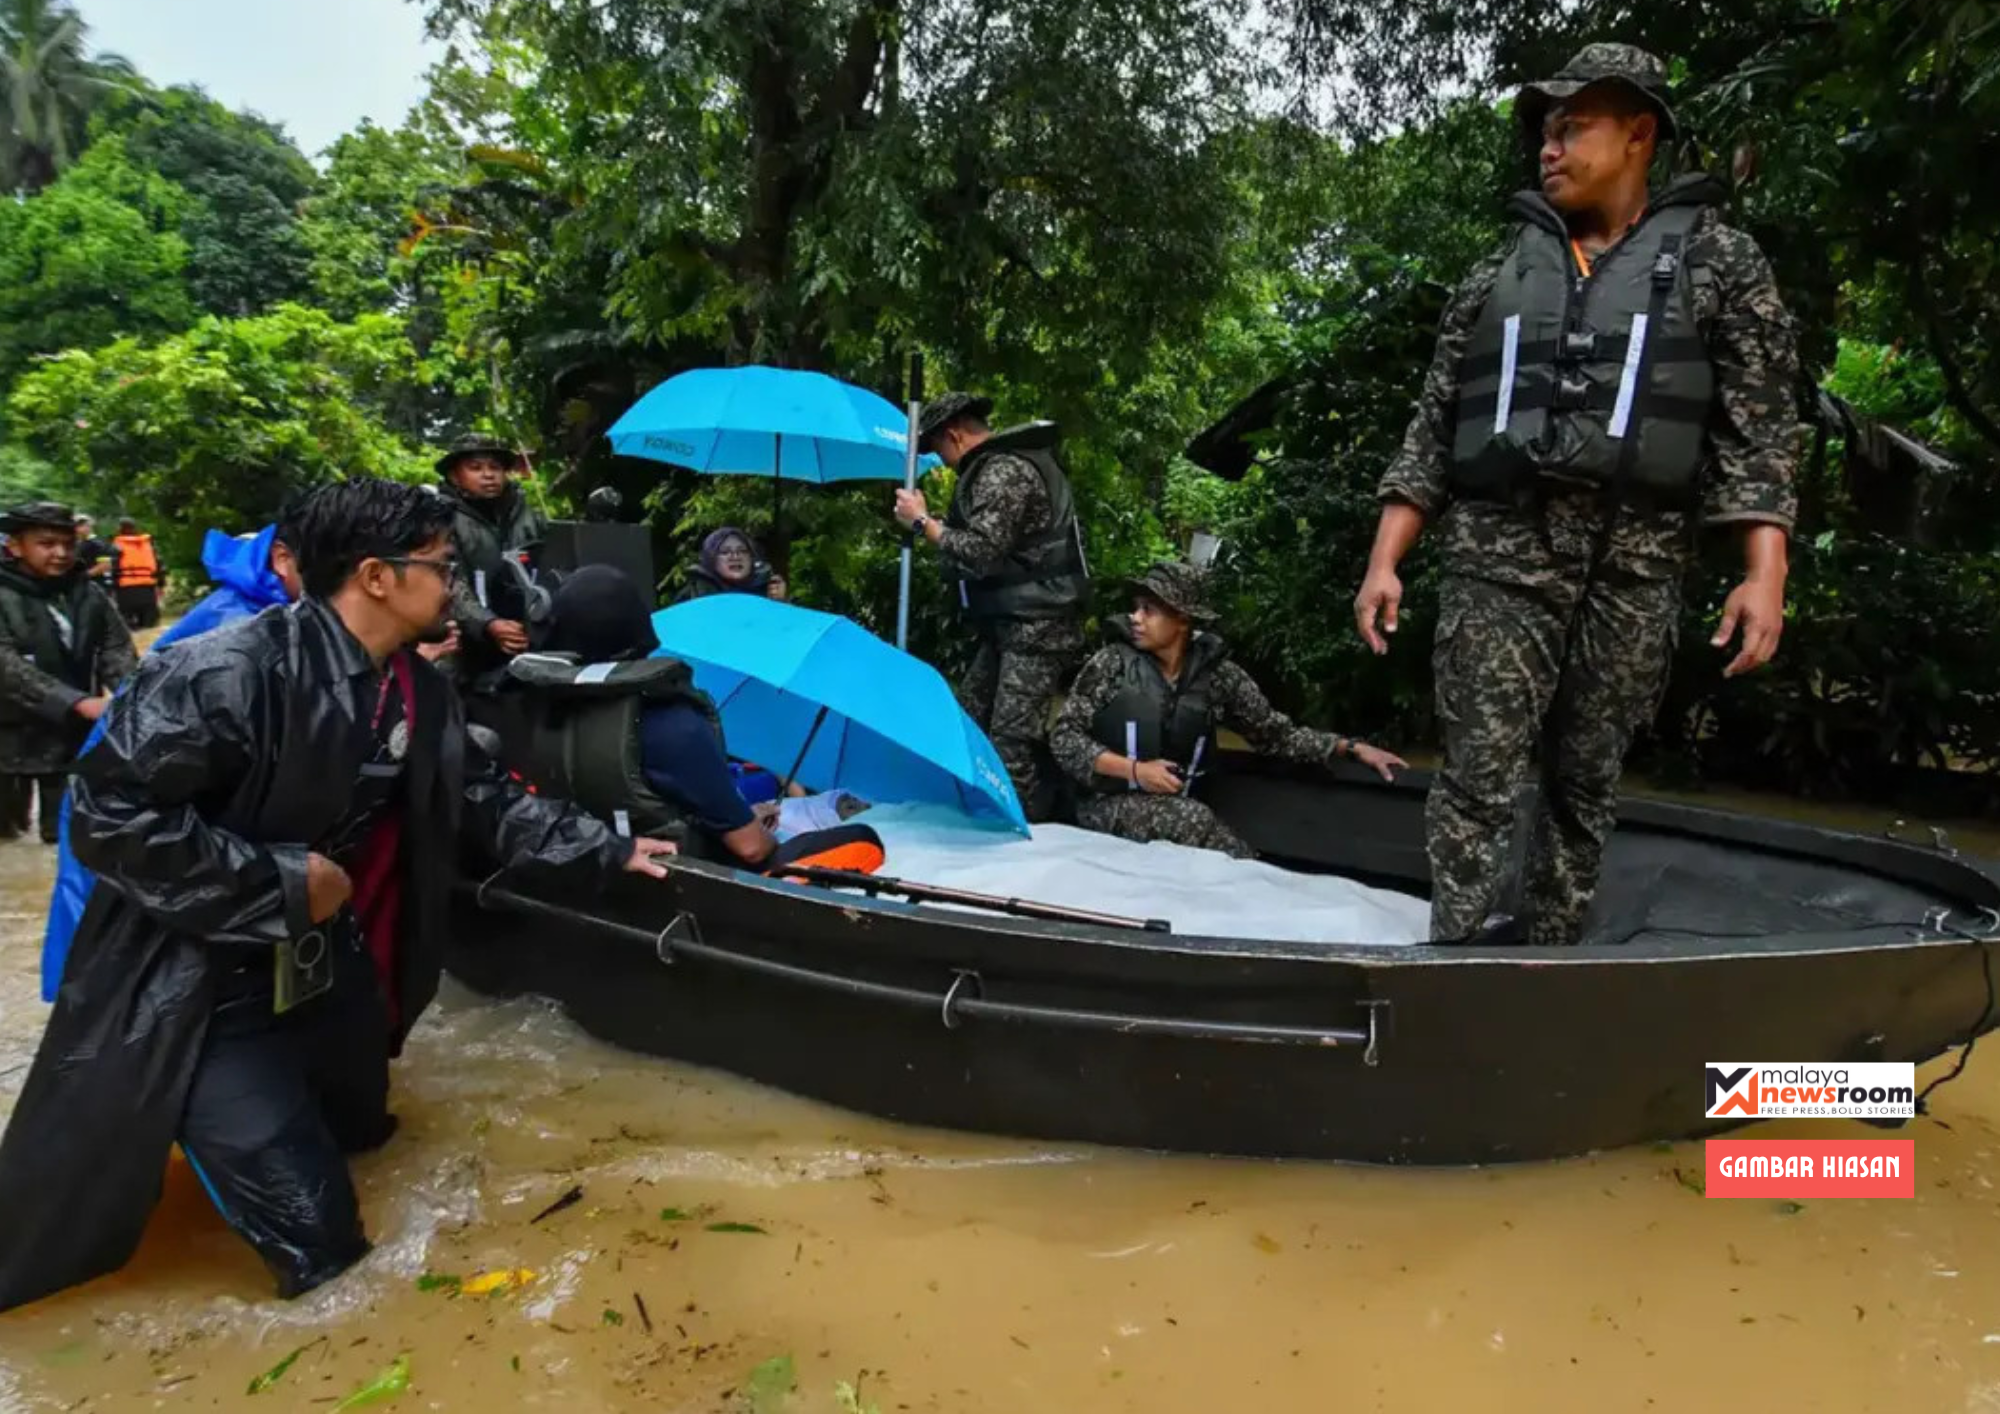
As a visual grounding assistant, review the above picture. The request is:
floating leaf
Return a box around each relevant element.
[332,1354,411,1411]
[509,1355,521,1373]
[246,1342,316,1395]
[602,1307,625,1327]
[462,1268,536,1297]
[744,1354,796,1411]
[833,1381,881,1414]
[415,1272,462,1295]
[1673,1168,1706,1196]
[1252,1233,1282,1254]
[708,1222,768,1235]
[1775,1200,1807,1215]
[659,1207,694,1222]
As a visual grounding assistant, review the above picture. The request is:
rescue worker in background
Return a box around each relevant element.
[1352,45,1800,946]
[0,503,136,843]
[111,517,163,629]
[1053,563,1404,856]
[893,392,1088,823]
[73,515,112,582]
[436,433,547,679]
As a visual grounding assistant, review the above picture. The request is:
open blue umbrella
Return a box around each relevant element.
[650,594,1026,835]
[607,364,935,487]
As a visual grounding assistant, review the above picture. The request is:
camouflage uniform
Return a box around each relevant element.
[1052,564,1358,857]
[1381,47,1800,944]
[935,449,1085,823]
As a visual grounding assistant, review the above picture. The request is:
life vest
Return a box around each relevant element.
[1450,174,1723,503]
[441,482,545,619]
[112,534,158,587]
[942,422,1089,623]
[1085,630,1229,797]
[504,652,720,841]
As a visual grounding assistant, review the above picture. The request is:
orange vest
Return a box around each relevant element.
[113,534,158,587]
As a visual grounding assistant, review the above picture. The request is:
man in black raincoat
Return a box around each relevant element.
[0,478,674,1313]
[437,433,547,681]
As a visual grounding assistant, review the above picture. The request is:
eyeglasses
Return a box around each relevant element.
[381,555,463,585]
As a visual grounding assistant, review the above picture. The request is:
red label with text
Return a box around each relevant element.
[1704,1140,1914,1198]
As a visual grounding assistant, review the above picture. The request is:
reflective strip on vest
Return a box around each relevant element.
[1494,315,1521,435]
[1608,312,1649,440]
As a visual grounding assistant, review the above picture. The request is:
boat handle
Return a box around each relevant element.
[469,880,1386,1060]
[1886,820,1959,858]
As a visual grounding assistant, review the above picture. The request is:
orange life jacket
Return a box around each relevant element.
[113,534,158,587]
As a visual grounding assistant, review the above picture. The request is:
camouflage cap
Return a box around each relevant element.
[0,501,78,535]
[1129,562,1217,624]
[916,391,995,452]
[435,432,524,478]
[1517,43,1677,140]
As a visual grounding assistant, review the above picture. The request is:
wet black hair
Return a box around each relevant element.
[287,478,457,599]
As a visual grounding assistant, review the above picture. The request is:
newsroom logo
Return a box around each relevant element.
[1703,1062,1917,1120]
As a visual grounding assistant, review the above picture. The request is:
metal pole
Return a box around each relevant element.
[895,354,925,650]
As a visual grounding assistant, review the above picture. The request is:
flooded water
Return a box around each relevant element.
[4,812,2000,1413]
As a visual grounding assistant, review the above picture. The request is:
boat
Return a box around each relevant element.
[445,752,2000,1165]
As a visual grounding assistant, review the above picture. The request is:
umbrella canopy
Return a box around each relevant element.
[650,595,1026,834]
[607,365,936,484]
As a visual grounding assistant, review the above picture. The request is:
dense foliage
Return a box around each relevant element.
[0,0,1990,807]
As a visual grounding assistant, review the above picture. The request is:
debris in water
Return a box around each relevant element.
[744,1354,797,1412]
[833,1379,882,1414]
[331,1354,410,1412]
[1672,1168,1706,1196]
[1252,1233,1281,1254]
[531,1185,585,1224]
[708,1222,769,1235]
[601,1308,624,1328]
[510,1355,521,1373]
[247,1339,323,1395]
[461,1269,536,1297]
[414,1273,462,1295]
[1774,1201,1807,1216]
[634,1293,654,1335]
[1649,1140,1675,1153]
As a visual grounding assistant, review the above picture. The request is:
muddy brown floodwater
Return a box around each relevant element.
[3,807,2000,1414]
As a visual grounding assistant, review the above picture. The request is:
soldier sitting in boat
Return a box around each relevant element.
[514,565,881,875]
[1050,563,1405,857]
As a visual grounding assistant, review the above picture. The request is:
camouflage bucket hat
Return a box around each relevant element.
[435,432,524,478]
[916,391,995,453]
[1129,562,1217,624]
[1517,43,1678,141]
[0,501,78,535]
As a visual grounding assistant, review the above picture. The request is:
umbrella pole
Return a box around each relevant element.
[895,354,924,650]
[771,432,783,571]
[777,703,830,798]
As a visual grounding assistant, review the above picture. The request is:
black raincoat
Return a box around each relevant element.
[0,599,628,1313]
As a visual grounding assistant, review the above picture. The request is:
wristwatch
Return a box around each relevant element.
[910,514,930,535]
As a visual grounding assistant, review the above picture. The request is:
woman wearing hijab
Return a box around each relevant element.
[675,527,787,602]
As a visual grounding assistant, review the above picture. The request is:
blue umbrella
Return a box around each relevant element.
[607,365,935,485]
[650,594,1027,835]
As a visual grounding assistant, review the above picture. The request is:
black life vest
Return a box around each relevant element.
[504,652,720,841]
[942,422,1089,623]
[1085,631,1229,797]
[1451,174,1723,503]
[442,482,547,621]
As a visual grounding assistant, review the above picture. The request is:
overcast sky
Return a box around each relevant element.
[81,0,445,159]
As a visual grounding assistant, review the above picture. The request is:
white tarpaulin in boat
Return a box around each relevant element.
[853,803,1427,946]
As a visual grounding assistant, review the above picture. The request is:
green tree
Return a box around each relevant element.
[0,0,133,193]
[0,136,194,393]
[7,303,434,566]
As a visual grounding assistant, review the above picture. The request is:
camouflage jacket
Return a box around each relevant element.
[1379,205,1802,562]
[938,451,1083,654]
[1050,641,1348,787]
[0,567,138,773]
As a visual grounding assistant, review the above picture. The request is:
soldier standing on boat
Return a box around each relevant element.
[1353,44,1801,945]
[436,433,547,681]
[893,392,1089,823]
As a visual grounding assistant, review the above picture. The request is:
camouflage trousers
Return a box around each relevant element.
[1426,500,1686,945]
[1073,793,1254,858]
[956,639,1082,824]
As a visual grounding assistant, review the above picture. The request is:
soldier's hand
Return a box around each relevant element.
[1713,577,1785,678]
[1354,567,1403,655]
[893,488,928,529]
[1134,759,1184,795]
[73,695,108,722]
[488,619,530,655]
[1352,743,1408,782]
